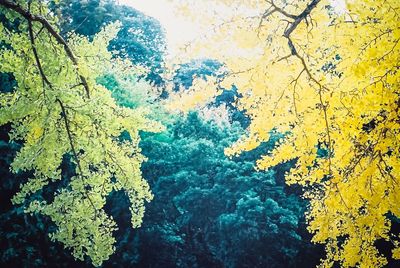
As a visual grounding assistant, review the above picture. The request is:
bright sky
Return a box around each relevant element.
[118,0,347,57]
[118,0,200,57]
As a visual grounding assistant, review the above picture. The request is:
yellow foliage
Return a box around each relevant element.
[173,0,400,266]
[164,77,220,112]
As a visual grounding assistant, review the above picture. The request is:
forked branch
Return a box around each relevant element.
[0,0,90,97]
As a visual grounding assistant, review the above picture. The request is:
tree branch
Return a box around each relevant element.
[283,0,321,39]
[270,0,334,176]
[57,98,98,214]
[28,19,50,93]
[0,0,90,98]
[266,0,297,19]
[11,0,98,212]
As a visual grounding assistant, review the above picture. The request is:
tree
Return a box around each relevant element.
[53,0,167,86]
[0,0,161,266]
[171,58,250,126]
[1,46,322,266]
[173,0,400,266]
[134,111,321,267]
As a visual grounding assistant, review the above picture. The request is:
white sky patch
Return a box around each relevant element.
[117,0,260,59]
[119,0,348,58]
[331,0,347,14]
[118,0,201,58]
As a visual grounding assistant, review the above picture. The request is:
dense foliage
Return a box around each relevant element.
[1,0,398,267]
[1,108,323,267]
[0,0,161,265]
[53,0,166,86]
[171,58,250,127]
[134,112,321,267]
[173,0,400,267]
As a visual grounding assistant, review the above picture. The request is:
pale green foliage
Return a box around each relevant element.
[0,1,162,266]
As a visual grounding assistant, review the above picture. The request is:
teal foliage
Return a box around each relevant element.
[172,58,250,127]
[130,112,321,267]
[0,74,322,266]
[172,59,222,92]
[96,74,150,109]
[53,0,166,86]
[0,2,324,267]
[0,205,78,267]
[213,85,250,127]
[0,73,16,93]
[0,127,77,267]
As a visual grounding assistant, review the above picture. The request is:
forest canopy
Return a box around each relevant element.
[0,0,399,267]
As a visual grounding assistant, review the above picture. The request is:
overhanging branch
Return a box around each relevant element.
[0,0,90,98]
